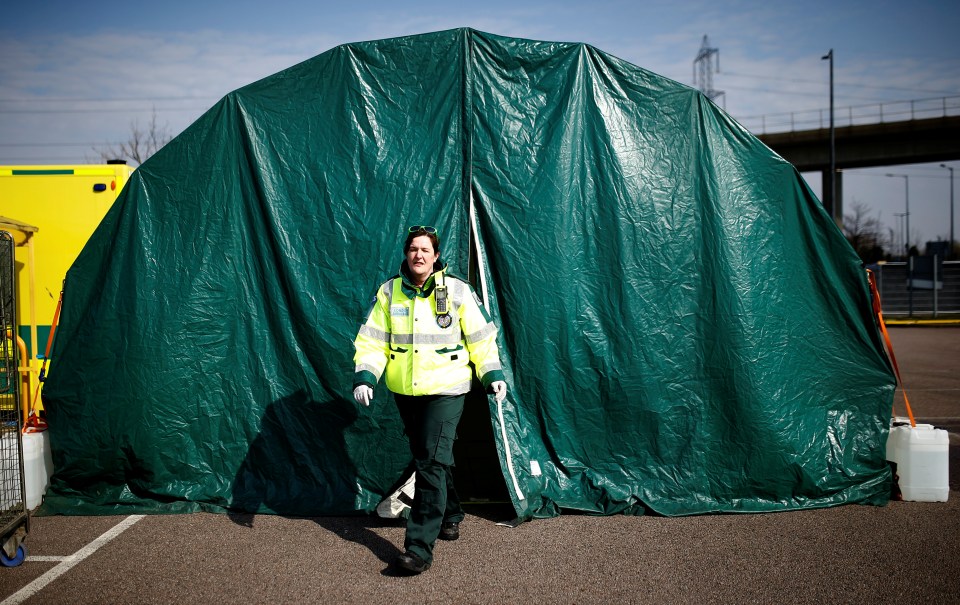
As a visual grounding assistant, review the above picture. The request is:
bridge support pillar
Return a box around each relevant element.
[821,169,843,226]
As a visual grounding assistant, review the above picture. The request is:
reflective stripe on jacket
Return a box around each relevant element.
[353,267,504,396]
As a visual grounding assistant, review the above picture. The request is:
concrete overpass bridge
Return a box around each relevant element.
[748,96,960,221]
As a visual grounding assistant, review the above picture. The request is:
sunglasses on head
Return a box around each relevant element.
[408,225,437,234]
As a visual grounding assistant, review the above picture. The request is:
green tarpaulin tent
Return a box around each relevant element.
[41,28,896,519]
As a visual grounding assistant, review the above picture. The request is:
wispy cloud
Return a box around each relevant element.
[0,30,341,161]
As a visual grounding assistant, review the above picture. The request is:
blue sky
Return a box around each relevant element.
[2,0,958,249]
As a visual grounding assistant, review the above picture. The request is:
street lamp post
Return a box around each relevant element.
[886,173,910,255]
[822,50,835,221]
[887,173,913,316]
[941,164,955,259]
[894,212,907,259]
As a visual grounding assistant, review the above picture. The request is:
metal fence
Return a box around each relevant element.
[736,95,960,135]
[871,259,960,317]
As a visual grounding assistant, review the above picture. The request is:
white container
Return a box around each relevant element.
[22,431,53,510]
[887,422,949,502]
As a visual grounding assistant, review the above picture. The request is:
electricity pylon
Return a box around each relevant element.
[694,35,725,109]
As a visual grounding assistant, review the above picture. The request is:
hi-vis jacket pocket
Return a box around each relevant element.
[435,344,464,361]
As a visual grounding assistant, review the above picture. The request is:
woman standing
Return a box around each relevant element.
[353,225,507,575]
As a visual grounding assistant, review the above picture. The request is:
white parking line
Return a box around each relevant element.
[1,515,145,605]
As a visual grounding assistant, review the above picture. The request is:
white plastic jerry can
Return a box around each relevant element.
[887,420,949,503]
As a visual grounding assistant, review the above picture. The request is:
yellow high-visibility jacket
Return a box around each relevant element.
[353,265,504,396]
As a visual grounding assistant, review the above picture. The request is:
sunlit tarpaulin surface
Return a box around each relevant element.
[41,28,895,518]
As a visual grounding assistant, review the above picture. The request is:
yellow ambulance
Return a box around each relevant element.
[0,162,133,410]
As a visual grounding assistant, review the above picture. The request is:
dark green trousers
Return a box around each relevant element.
[395,393,466,563]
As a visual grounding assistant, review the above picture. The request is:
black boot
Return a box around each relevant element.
[395,551,431,574]
[439,521,460,541]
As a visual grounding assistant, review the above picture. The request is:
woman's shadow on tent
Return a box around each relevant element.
[228,389,403,565]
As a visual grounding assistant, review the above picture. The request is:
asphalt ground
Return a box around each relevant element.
[1,326,958,604]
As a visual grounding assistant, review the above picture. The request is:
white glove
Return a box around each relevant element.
[353,385,373,407]
[491,381,507,403]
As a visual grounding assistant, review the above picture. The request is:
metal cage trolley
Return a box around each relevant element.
[0,231,29,567]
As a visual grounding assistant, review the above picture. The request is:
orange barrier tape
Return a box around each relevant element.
[867,269,916,427]
[42,289,63,361]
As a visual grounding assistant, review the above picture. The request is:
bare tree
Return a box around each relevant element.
[94,109,173,166]
[843,201,886,263]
